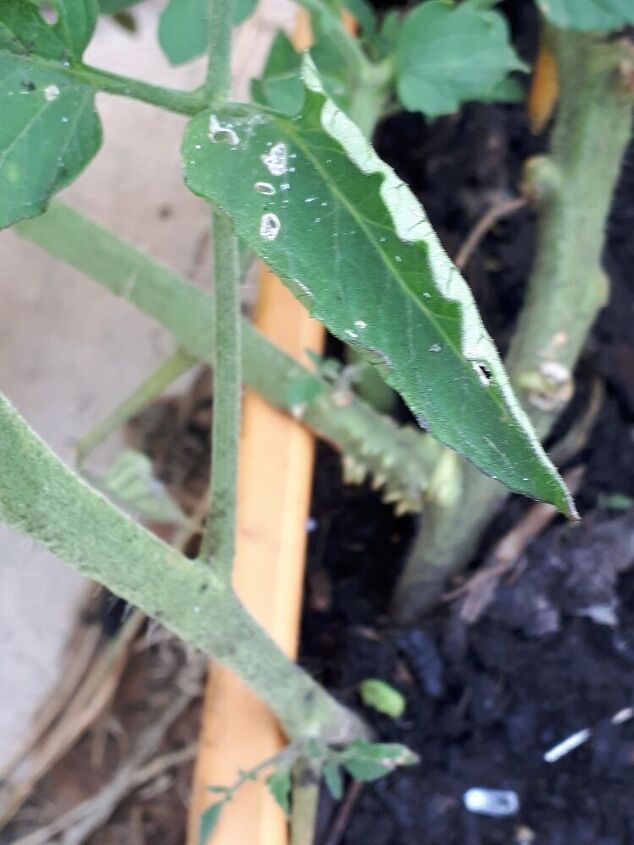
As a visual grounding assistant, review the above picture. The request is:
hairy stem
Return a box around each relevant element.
[27,54,207,114]
[206,0,233,100]
[0,393,366,744]
[291,761,321,845]
[199,211,241,576]
[77,64,206,114]
[392,31,634,623]
[16,202,435,514]
[199,0,241,580]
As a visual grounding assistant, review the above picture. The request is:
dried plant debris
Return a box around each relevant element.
[483,512,634,636]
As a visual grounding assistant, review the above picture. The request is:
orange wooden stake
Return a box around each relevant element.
[187,10,360,842]
[187,265,324,845]
[528,41,559,134]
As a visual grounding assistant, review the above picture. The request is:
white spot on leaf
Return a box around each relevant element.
[208,114,240,146]
[255,181,276,196]
[260,213,281,241]
[44,84,60,102]
[261,142,288,176]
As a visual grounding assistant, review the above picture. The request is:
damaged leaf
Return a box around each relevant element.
[182,57,575,515]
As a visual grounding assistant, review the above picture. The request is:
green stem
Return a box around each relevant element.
[79,64,206,114]
[347,59,393,139]
[199,211,241,577]
[31,54,207,114]
[15,201,435,514]
[291,760,321,845]
[200,0,241,580]
[206,0,233,100]
[0,392,366,745]
[75,348,197,466]
[391,31,634,623]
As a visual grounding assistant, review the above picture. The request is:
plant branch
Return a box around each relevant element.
[75,348,197,466]
[27,54,206,114]
[206,0,233,100]
[200,0,241,579]
[199,211,241,577]
[213,743,298,802]
[15,201,436,514]
[454,196,527,271]
[391,31,634,623]
[291,760,321,845]
[0,392,367,745]
[78,63,207,114]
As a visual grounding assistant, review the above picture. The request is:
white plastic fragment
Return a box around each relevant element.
[544,707,634,763]
[463,788,520,817]
[259,213,281,241]
[543,728,591,763]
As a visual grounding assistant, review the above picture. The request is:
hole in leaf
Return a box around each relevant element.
[472,361,492,386]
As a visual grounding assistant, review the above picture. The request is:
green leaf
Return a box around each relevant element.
[535,0,634,30]
[342,0,376,33]
[198,803,223,845]
[0,0,101,229]
[395,0,527,118]
[96,448,193,527]
[251,29,351,116]
[340,739,418,782]
[158,0,256,65]
[286,373,324,411]
[598,492,634,510]
[359,678,406,719]
[265,771,292,816]
[50,0,99,59]
[181,57,575,515]
[98,0,143,13]
[323,759,344,800]
[251,32,303,116]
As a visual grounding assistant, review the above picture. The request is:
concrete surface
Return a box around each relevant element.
[0,0,294,766]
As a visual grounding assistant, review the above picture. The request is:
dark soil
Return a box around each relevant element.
[300,3,634,842]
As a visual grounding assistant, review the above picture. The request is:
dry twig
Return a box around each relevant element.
[445,466,585,623]
[11,671,202,845]
[0,611,145,828]
[454,196,527,271]
[321,780,364,845]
